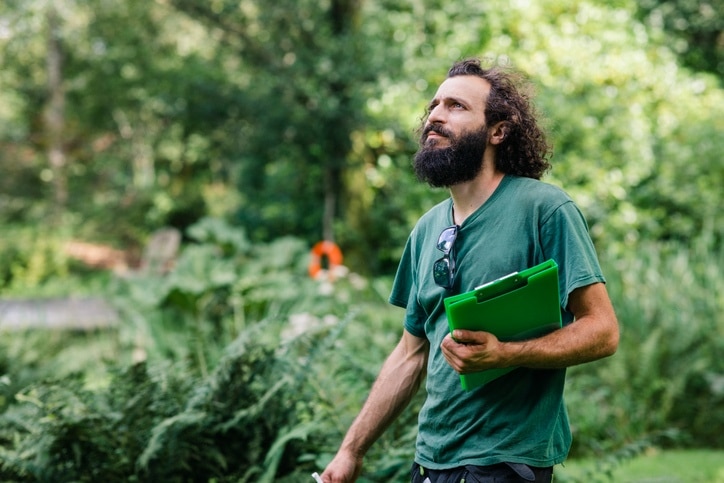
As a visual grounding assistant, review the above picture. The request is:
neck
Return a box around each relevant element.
[449,164,504,225]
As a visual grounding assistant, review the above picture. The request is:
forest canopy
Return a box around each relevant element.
[0,0,722,275]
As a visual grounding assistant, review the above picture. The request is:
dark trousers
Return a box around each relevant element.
[410,462,553,483]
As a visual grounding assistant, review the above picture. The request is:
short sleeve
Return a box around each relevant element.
[389,231,429,339]
[389,234,415,308]
[539,201,605,312]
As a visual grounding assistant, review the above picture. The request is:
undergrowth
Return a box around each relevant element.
[1,218,722,482]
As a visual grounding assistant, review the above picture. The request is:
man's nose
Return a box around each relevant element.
[427,104,446,124]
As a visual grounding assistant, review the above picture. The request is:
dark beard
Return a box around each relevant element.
[413,125,488,188]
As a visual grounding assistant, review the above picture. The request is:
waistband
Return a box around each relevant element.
[410,462,553,483]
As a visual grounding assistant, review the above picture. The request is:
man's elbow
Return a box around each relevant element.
[600,319,620,358]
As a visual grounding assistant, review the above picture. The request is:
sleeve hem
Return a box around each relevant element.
[563,275,606,311]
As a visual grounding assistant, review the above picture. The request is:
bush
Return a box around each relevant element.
[0,286,410,482]
[0,225,71,292]
[566,235,724,458]
[0,218,414,481]
[1,219,722,481]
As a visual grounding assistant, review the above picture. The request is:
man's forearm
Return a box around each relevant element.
[503,282,619,368]
[339,333,428,457]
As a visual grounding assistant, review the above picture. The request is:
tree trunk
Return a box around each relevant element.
[321,0,360,242]
[323,167,338,242]
[44,6,67,210]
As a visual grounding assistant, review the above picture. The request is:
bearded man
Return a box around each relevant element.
[321,58,619,483]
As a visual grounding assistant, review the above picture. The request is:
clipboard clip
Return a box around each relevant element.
[473,271,527,303]
[474,271,519,291]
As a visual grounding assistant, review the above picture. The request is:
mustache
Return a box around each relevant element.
[422,124,453,139]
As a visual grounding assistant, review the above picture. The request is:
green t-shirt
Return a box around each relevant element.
[389,175,605,469]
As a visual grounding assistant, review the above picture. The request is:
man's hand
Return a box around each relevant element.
[440,329,506,373]
[320,450,363,483]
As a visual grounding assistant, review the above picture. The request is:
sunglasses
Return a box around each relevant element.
[433,225,459,289]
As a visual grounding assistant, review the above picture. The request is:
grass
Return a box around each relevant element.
[555,449,724,483]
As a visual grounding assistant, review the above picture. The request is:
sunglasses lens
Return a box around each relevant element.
[434,225,458,289]
[437,226,458,253]
[433,257,453,289]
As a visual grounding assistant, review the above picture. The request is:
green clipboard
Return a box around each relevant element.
[444,259,562,391]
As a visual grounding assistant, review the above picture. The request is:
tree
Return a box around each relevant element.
[44,5,67,210]
[636,0,723,78]
[0,0,721,276]
[166,0,377,245]
[475,0,724,248]
[0,0,237,241]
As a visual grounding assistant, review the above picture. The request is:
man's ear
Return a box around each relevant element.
[489,121,510,145]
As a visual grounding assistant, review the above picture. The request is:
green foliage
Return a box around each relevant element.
[112,217,315,373]
[555,449,724,483]
[1,0,722,272]
[0,225,71,292]
[131,330,319,482]
[1,0,724,478]
[0,219,415,481]
[636,0,723,76]
[484,0,724,250]
[565,234,724,458]
[1,225,722,480]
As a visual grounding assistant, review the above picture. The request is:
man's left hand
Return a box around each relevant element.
[440,329,507,373]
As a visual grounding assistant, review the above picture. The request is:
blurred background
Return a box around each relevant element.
[0,0,722,481]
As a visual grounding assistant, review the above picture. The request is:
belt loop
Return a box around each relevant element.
[420,465,431,483]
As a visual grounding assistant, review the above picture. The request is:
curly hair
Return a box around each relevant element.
[446,58,552,180]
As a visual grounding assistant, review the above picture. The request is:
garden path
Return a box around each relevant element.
[0,297,119,331]
[0,228,180,332]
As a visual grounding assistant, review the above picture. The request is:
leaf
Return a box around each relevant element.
[216,377,291,433]
[259,421,319,483]
[137,410,207,470]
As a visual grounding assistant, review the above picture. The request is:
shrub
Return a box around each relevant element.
[0,225,71,292]
[2,219,722,481]
[0,217,414,481]
[566,235,724,458]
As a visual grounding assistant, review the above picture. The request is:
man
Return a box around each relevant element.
[321,58,619,483]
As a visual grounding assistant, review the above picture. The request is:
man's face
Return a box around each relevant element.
[413,76,491,187]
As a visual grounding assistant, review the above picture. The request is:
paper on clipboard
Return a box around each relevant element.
[444,259,562,390]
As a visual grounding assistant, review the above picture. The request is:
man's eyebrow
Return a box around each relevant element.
[448,96,470,107]
[428,95,470,110]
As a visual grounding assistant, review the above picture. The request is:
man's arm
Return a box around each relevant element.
[441,282,619,372]
[321,329,429,483]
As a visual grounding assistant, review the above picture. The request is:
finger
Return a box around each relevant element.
[440,340,464,370]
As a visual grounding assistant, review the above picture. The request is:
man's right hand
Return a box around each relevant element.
[320,450,363,483]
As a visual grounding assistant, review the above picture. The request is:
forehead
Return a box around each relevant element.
[432,75,491,108]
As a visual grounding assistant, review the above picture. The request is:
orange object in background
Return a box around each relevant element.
[308,241,343,279]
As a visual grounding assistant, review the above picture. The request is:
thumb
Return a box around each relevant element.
[451,329,478,343]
